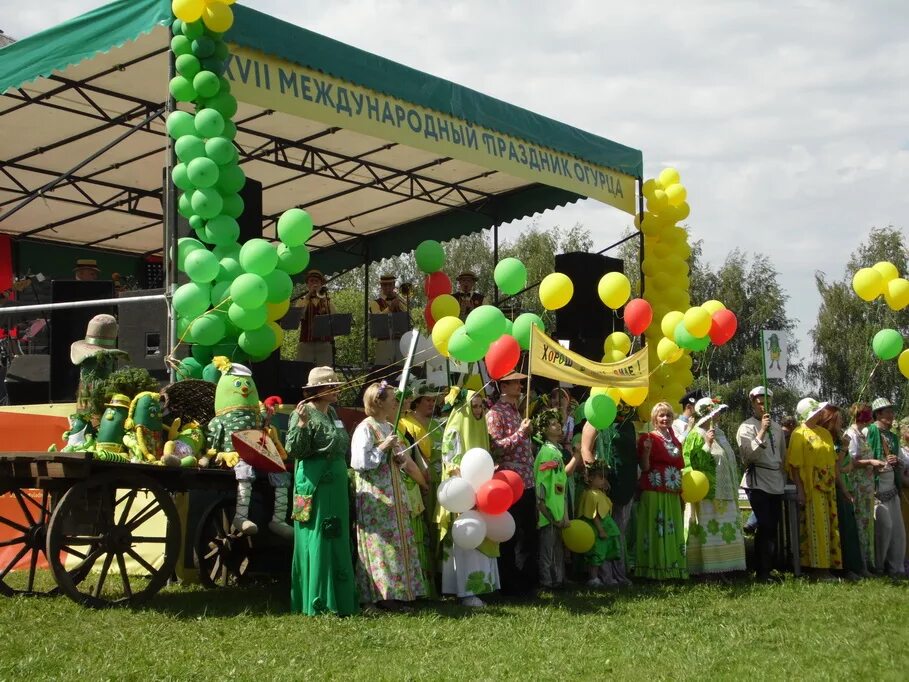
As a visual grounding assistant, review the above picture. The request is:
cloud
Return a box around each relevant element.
[5,0,908,362]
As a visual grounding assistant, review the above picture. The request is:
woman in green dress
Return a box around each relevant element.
[286,367,358,616]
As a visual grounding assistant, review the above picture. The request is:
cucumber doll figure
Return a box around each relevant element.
[92,393,131,463]
[123,391,166,464]
[206,357,293,539]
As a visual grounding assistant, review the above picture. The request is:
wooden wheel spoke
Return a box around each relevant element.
[116,489,138,526]
[12,490,37,526]
[26,546,40,592]
[0,514,28,534]
[0,545,29,580]
[61,544,89,560]
[0,536,26,548]
[219,509,230,535]
[124,547,157,577]
[129,536,167,544]
[62,534,104,545]
[204,545,219,560]
[124,500,162,531]
[209,556,222,583]
[93,552,114,598]
[116,553,132,599]
[39,490,50,524]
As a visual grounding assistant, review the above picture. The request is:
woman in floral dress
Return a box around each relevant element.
[350,382,427,611]
[845,403,878,575]
[682,398,746,577]
[634,402,688,580]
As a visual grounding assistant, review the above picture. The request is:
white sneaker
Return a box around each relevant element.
[460,596,486,607]
[586,578,604,588]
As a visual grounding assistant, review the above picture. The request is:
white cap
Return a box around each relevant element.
[749,386,773,399]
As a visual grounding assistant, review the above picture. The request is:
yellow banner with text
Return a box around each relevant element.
[529,325,649,387]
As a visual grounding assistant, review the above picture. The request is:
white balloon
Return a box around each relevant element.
[399,331,435,360]
[437,477,476,514]
[399,330,419,358]
[451,510,487,550]
[481,511,515,542]
[460,448,495,490]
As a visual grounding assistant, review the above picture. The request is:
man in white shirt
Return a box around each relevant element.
[672,389,702,442]
[736,386,786,582]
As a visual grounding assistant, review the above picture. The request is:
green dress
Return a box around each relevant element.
[286,405,358,616]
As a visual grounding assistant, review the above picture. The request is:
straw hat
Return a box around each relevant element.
[73,258,100,273]
[457,271,478,282]
[498,371,528,382]
[749,386,773,399]
[379,274,396,284]
[410,379,448,399]
[694,397,728,428]
[70,314,128,365]
[105,393,131,409]
[305,269,326,283]
[871,397,894,414]
[305,366,342,388]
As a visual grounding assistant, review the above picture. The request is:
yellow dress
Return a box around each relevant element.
[786,425,842,569]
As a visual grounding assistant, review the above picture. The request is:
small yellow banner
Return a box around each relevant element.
[529,326,649,387]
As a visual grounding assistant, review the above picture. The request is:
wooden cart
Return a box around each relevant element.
[0,452,279,608]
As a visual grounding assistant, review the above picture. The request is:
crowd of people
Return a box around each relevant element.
[283,367,909,616]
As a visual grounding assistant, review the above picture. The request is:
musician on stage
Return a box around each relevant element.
[454,271,484,320]
[369,274,408,366]
[295,269,336,366]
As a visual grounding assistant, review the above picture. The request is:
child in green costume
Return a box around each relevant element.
[533,408,581,589]
[578,462,623,588]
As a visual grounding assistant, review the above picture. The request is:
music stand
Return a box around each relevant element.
[312,313,352,338]
[369,312,409,340]
[280,306,303,331]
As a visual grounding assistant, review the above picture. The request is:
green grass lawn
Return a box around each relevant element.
[1,574,907,680]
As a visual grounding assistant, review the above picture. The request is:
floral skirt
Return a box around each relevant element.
[685,498,746,574]
[800,484,842,570]
[634,491,688,580]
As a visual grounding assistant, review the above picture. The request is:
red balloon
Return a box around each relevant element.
[475,479,513,515]
[484,334,521,379]
[425,272,452,299]
[624,298,653,336]
[709,309,738,345]
[424,304,436,331]
[492,469,523,507]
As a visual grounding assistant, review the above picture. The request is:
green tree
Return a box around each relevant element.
[809,226,909,410]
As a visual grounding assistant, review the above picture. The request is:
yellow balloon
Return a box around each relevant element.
[657,337,683,364]
[872,261,899,284]
[604,332,631,355]
[701,300,726,315]
[660,311,684,339]
[591,386,623,404]
[431,315,463,357]
[681,470,709,503]
[646,189,669,214]
[642,179,657,202]
[430,294,460,320]
[683,306,712,338]
[267,321,285,351]
[602,349,627,363]
[202,1,233,32]
[539,273,573,310]
[619,385,648,407]
[884,277,909,311]
[598,272,631,310]
[899,349,909,379]
[266,299,290,322]
[173,0,204,22]
[658,167,681,188]
[664,183,687,207]
[676,202,691,221]
[561,519,595,553]
[852,267,884,302]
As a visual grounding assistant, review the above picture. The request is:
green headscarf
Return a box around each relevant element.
[442,390,489,457]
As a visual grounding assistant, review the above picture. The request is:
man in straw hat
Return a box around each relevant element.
[295,269,337,366]
[73,258,101,282]
[70,314,129,412]
[369,274,407,366]
[454,271,483,320]
[865,397,906,577]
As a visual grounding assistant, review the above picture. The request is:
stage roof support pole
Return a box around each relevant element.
[163,30,178,380]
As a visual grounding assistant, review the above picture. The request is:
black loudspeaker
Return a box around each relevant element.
[237,177,263,242]
[117,288,169,380]
[554,252,624,362]
[247,354,311,403]
[49,280,115,402]
[5,354,50,404]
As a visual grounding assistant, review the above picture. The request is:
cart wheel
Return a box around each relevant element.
[194,498,252,589]
[0,488,66,596]
[46,472,181,608]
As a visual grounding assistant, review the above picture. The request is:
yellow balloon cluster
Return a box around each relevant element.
[173,0,235,33]
[637,167,695,421]
[852,261,909,311]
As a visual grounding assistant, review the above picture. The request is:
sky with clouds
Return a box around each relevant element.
[5,0,909,362]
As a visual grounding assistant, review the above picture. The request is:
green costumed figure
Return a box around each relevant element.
[533,408,571,589]
[206,356,292,538]
[69,314,129,413]
[162,418,206,468]
[49,412,96,452]
[123,391,166,464]
[92,394,131,463]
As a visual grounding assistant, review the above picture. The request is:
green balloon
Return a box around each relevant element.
[166,110,195,139]
[239,325,276,357]
[213,242,241,260]
[191,36,215,58]
[230,273,268,310]
[177,190,195,218]
[511,312,544,350]
[414,239,445,274]
[205,92,237,118]
[190,313,226,346]
[184,248,219,282]
[503,319,513,336]
[872,328,903,360]
[177,237,205,271]
[186,156,219,189]
[447,327,488,363]
[170,35,191,56]
[239,239,278,276]
[204,215,239,246]
[191,187,223,219]
[193,70,220,99]
[229,302,268,331]
[221,119,237,140]
[277,208,313,248]
[214,41,230,62]
[176,357,204,381]
[494,257,527,296]
[176,316,194,344]
[173,282,212,318]
[205,137,234,165]
[169,75,195,102]
[175,134,206,163]
[188,215,205,232]
[175,53,201,80]
[689,335,710,352]
[264,269,293,304]
[191,343,214,364]
[211,279,232,305]
[275,243,310,275]
[217,256,243,282]
[674,321,700,351]
[194,226,213,245]
[182,20,204,40]
[221,192,244,219]
[584,394,617,429]
[194,108,224,138]
[215,164,245,194]
[200,58,225,76]
[172,163,194,191]
[202,362,220,384]
[465,305,507,345]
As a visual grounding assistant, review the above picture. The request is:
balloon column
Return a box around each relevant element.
[437,448,520,548]
[852,261,909,378]
[168,1,311,379]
